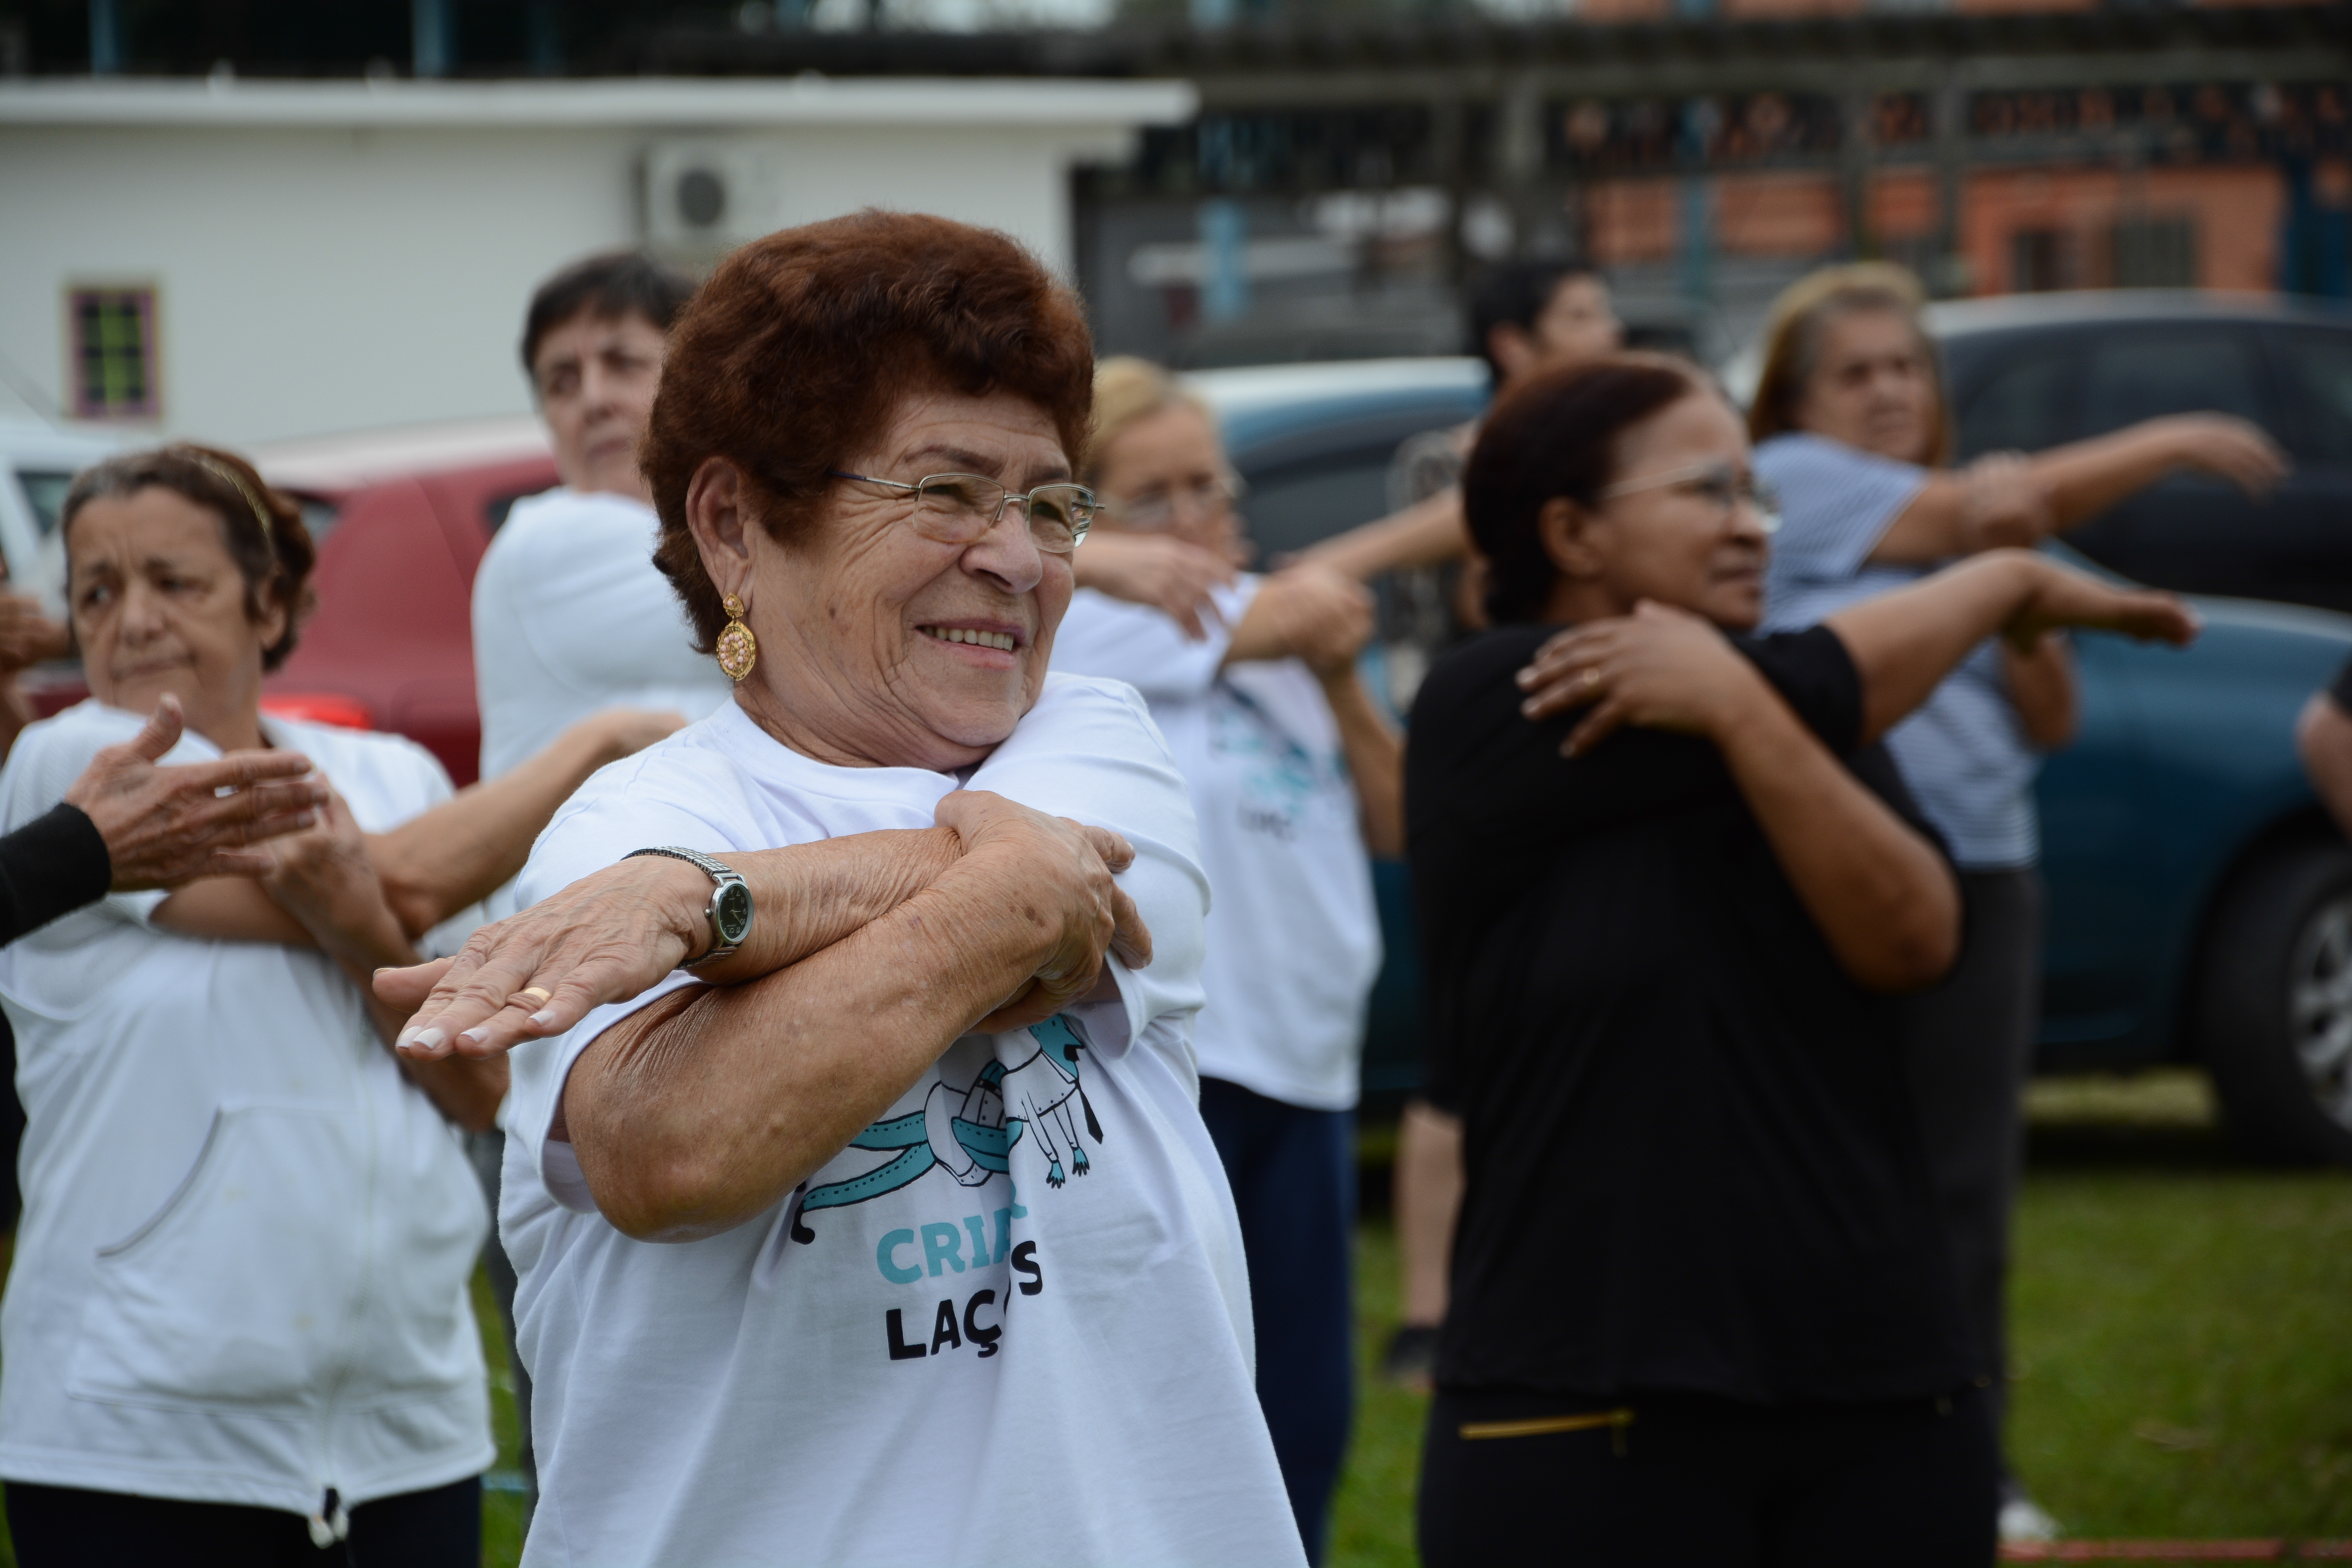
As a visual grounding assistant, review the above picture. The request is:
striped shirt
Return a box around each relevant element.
[1756,432,2042,870]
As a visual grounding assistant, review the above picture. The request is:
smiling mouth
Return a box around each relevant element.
[921,626,1019,653]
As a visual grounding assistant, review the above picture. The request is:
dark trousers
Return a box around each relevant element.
[1898,867,2043,1478]
[1417,1384,1997,1568]
[1197,1076,1355,1568]
[6,1476,480,1568]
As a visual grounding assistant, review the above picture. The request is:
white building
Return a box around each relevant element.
[0,75,1195,446]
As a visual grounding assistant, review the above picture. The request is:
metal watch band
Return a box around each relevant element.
[624,846,753,965]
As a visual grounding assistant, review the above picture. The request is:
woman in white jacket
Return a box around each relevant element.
[0,445,671,1566]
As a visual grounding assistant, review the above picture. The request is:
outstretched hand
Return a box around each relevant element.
[2160,414,2288,499]
[64,695,327,890]
[1515,600,1774,757]
[2004,555,2201,652]
[1072,531,1239,641]
[381,852,715,1060]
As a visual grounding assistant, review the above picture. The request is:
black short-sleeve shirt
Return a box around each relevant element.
[1406,622,1975,1403]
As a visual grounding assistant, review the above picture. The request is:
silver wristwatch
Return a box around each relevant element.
[626,846,754,966]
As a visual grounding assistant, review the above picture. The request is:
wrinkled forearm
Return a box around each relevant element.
[694,828,963,984]
[2033,423,2193,529]
[370,721,624,936]
[567,846,1066,1241]
[1300,491,1467,580]
[1826,552,2041,743]
[1321,672,1405,859]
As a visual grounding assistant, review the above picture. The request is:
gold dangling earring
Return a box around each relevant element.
[716,594,759,683]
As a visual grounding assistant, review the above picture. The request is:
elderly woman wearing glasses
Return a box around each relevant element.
[1407,354,2203,1565]
[380,216,1303,1568]
[1043,356,1399,1564]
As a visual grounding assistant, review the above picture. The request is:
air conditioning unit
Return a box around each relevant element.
[641,140,777,258]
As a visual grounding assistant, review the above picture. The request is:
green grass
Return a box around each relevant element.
[1326,1069,2352,1565]
[1,1067,2343,1566]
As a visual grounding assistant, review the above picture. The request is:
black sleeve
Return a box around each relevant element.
[1733,625,1866,758]
[1406,622,1868,861]
[0,803,113,946]
[2330,653,2352,717]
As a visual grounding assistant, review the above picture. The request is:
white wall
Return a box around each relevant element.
[0,107,1151,446]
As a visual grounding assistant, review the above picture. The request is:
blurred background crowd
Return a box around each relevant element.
[0,2,2348,1565]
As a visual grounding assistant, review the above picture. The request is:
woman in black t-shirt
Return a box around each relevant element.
[1408,355,2198,1568]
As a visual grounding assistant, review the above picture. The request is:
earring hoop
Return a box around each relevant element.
[716,595,759,683]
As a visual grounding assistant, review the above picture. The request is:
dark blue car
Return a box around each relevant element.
[1195,331,2352,1165]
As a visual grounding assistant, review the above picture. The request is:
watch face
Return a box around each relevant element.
[715,880,755,944]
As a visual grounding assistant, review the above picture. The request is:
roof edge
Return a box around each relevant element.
[0,75,1200,130]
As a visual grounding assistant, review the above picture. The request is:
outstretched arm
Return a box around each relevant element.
[1823,550,2196,744]
[1871,416,2286,564]
[380,806,1151,1060]
[559,793,1138,1241]
[371,707,686,935]
[1071,532,1240,642]
[150,707,685,947]
[1297,490,1468,581]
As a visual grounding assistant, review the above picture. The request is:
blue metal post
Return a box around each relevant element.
[89,0,120,74]
[1199,200,1251,323]
[413,0,452,78]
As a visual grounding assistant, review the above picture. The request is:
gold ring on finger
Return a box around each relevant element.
[512,986,553,1009]
[1581,668,1601,690]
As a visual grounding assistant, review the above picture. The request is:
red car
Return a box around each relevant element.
[257,419,559,786]
[27,419,559,788]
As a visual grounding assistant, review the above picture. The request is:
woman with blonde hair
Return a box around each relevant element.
[1049,356,1400,1564]
[1748,261,2285,1537]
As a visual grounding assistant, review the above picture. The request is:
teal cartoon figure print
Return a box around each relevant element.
[790,1015,1102,1243]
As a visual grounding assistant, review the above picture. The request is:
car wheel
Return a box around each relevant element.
[2198,837,2352,1165]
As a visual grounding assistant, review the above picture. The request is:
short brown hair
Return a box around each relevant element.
[61,443,317,671]
[642,211,1096,650]
[521,249,697,378]
[1463,354,1709,625]
[1746,261,1951,467]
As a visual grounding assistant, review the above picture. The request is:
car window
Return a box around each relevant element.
[1955,347,2081,458]
[2266,328,2352,463]
[2078,326,2273,440]
[1234,450,1397,559]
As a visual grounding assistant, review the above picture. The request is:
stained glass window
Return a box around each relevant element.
[68,287,158,420]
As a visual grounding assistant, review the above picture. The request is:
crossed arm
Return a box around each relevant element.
[1516,551,2197,993]
[149,709,682,1130]
[377,793,1151,1241]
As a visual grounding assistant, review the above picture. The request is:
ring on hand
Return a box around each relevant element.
[1581,668,1601,690]
[512,986,553,1009]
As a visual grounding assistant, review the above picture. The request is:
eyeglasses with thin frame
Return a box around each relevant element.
[1099,473,1246,533]
[829,470,1097,554]
[1597,459,1781,535]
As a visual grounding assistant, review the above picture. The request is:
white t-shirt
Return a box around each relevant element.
[500,679,1303,1568]
[1049,580,1382,1112]
[0,702,492,1517]
[472,488,733,780]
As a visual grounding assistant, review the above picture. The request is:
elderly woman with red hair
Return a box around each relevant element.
[383,212,1302,1567]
